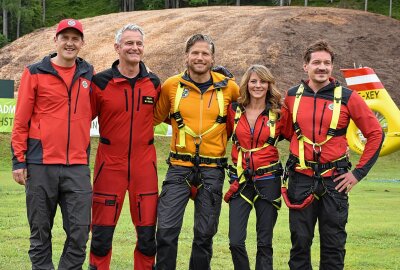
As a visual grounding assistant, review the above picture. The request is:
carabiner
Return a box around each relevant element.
[312,144,322,154]
[193,136,202,146]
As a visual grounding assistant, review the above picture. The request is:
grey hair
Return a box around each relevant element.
[115,24,145,44]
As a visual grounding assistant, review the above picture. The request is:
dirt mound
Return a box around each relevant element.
[1,6,399,104]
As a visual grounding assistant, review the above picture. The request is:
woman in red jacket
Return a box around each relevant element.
[224,64,283,270]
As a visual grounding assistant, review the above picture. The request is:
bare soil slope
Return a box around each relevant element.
[1,6,399,103]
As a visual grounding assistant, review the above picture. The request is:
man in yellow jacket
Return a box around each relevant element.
[154,34,239,270]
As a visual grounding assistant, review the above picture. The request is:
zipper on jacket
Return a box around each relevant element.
[137,88,141,111]
[59,70,82,165]
[73,78,81,114]
[319,102,327,135]
[67,92,71,165]
[128,84,135,182]
[208,90,215,108]
[124,89,128,112]
[199,94,204,135]
[312,93,318,160]
[255,117,265,147]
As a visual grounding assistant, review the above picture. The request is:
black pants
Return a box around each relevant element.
[26,164,92,270]
[156,165,224,270]
[229,177,280,270]
[288,172,348,270]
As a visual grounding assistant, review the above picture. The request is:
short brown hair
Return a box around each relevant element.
[303,40,334,63]
[185,34,215,54]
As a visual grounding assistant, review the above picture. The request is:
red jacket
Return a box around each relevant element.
[11,54,94,170]
[227,102,282,179]
[281,79,384,180]
[90,60,161,176]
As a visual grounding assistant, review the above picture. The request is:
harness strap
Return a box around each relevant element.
[228,161,282,178]
[173,83,225,148]
[281,154,351,210]
[255,162,283,176]
[169,152,228,167]
[287,154,351,176]
[293,84,343,169]
[232,105,278,183]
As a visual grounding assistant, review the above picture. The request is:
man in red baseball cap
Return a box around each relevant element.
[11,18,94,269]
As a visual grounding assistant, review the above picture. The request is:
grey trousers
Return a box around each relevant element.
[26,164,92,270]
[156,165,225,270]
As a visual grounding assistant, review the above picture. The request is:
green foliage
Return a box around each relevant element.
[140,0,165,10]
[43,0,119,27]
[188,0,208,7]
[0,33,7,47]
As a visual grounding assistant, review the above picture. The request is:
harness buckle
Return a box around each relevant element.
[193,136,202,146]
[312,144,322,155]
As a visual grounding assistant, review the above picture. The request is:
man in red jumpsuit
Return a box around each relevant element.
[89,24,161,270]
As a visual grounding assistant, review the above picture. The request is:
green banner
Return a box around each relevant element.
[0,98,16,132]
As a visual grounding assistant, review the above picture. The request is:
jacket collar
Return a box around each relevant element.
[301,77,340,94]
[37,53,90,75]
[180,70,229,90]
[111,60,149,81]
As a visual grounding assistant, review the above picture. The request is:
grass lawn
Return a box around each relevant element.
[1,135,400,269]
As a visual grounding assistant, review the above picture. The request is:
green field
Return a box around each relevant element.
[1,134,399,269]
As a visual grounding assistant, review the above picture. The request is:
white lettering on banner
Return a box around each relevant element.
[0,104,16,114]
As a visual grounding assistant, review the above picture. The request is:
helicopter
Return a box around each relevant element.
[341,66,400,156]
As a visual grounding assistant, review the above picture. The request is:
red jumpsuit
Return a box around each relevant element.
[89,60,161,270]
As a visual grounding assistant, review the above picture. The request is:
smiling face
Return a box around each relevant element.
[114,30,144,66]
[185,40,214,77]
[303,50,333,91]
[54,28,84,66]
[247,72,269,102]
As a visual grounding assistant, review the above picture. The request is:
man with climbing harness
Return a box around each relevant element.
[154,34,239,270]
[224,65,284,270]
[89,24,161,270]
[281,40,384,270]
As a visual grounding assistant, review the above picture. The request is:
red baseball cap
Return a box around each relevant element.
[56,19,83,36]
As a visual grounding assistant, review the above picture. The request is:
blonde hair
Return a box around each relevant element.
[239,64,282,113]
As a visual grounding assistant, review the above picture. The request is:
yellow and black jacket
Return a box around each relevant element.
[154,70,239,167]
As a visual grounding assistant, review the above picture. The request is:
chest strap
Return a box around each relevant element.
[172,83,225,148]
[232,105,278,183]
[293,84,343,169]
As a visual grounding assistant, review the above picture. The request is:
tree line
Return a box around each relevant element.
[0,0,398,48]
